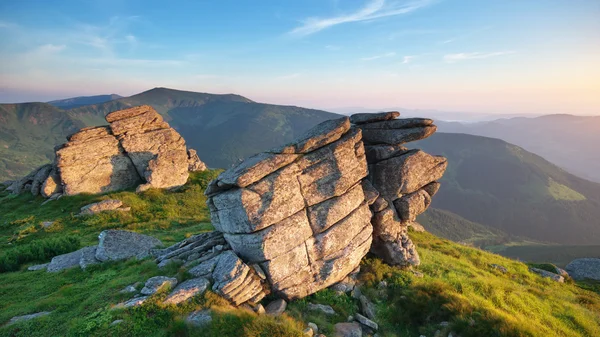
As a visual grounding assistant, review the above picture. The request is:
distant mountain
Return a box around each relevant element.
[436,114,600,183]
[413,133,600,245]
[47,94,122,110]
[0,103,85,181]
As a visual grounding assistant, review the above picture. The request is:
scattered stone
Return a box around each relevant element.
[355,313,378,331]
[440,321,450,327]
[41,221,54,228]
[411,270,424,278]
[304,327,315,337]
[265,299,287,316]
[308,322,319,334]
[211,251,268,306]
[334,322,363,337]
[163,278,209,305]
[110,320,124,326]
[6,312,52,326]
[96,230,163,262]
[187,149,207,172]
[186,309,212,327]
[47,249,84,272]
[115,296,149,309]
[79,245,101,269]
[555,267,569,278]
[119,285,138,294]
[307,303,336,315]
[255,304,266,315]
[409,221,426,232]
[140,276,178,295]
[529,267,564,283]
[565,258,600,281]
[359,295,376,320]
[78,199,127,216]
[27,263,49,271]
[491,264,508,274]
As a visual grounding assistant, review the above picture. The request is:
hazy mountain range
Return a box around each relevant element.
[2,87,599,247]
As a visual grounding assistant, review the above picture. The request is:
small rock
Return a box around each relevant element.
[115,296,148,309]
[187,309,212,327]
[359,295,376,320]
[140,276,178,295]
[566,258,600,281]
[163,278,209,305]
[491,264,508,274]
[351,286,362,299]
[7,312,51,326]
[355,313,378,331]
[251,264,267,280]
[119,285,137,294]
[304,327,315,337]
[307,303,336,315]
[78,199,125,216]
[411,270,424,278]
[350,111,400,125]
[110,319,124,326]
[308,322,319,334]
[79,245,100,269]
[529,267,565,283]
[47,249,84,272]
[335,322,362,337]
[440,321,449,327]
[41,221,54,228]
[27,263,49,271]
[265,299,287,316]
[255,304,266,315]
[377,281,387,289]
[95,230,163,262]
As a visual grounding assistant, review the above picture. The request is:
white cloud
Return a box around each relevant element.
[276,73,302,80]
[443,51,516,63]
[289,0,435,37]
[36,44,66,53]
[361,52,396,61]
[402,55,415,63]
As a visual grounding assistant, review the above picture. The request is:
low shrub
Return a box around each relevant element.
[0,236,80,272]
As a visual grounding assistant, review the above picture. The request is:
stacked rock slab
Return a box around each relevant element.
[11,105,206,197]
[352,112,447,267]
[206,117,373,300]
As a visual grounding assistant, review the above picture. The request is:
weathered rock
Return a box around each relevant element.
[186,309,212,327]
[371,196,389,212]
[141,276,178,295]
[393,189,432,222]
[188,256,221,279]
[359,295,376,320]
[187,149,207,172]
[304,327,315,337]
[358,118,433,130]
[409,221,426,232]
[211,152,300,189]
[371,150,447,199]
[361,126,437,145]
[529,267,564,283]
[335,322,363,337]
[107,106,190,192]
[79,245,100,269]
[110,320,124,326]
[565,258,600,281]
[555,266,569,278]
[6,312,52,326]
[96,230,163,262]
[9,165,46,194]
[308,322,319,334]
[307,303,336,315]
[361,180,379,205]
[119,284,138,294]
[27,263,49,271]
[47,248,84,272]
[370,205,420,266]
[350,111,400,125]
[355,313,378,331]
[211,251,267,305]
[164,278,209,305]
[422,181,441,198]
[272,116,351,154]
[78,199,126,216]
[31,164,52,196]
[491,264,508,274]
[265,299,287,316]
[115,296,149,309]
[56,126,142,195]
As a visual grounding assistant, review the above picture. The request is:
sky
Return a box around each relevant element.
[0,0,599,115]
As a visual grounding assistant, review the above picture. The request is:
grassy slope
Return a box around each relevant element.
[414,133,600,245]
[1,172,599,336]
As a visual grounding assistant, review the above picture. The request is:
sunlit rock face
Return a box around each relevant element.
[206,112,447,300]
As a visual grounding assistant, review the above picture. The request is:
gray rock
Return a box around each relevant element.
[27,263,49,271]
[359,295,376,320]
[355,313,378,331]
[110,319,124,326]
[350,111,400,124]
[41,168,62,198]
[186,309,212,327]
[529,267,564,283]
[361,126,437,145]
[273,116,351,154]
[79,199,125,216]
[308,322,319,334]
[30,164,52,196]
[307,303,336,315]
[115,296,149,309]
[212,152,300,189]
[163,278,209,305]
[79,245,100,269]
[491,264,508,274]
[565,258,600,281]
[47,249,84,272]
[119,284,138,294]
[409,221,426,233]
[304,327,315,337]
[555,267,569,278]
[7,311,51,326]
[255,304,266,315]
[211,251,266,306]
[96,230,163,262]
[187,149,207,172]
[335,322,363,337]
[358,118,433,130]
[393,189,432,222]
[265,299,287,316]
[140,276,178,295]
[361,179,379,205]
[188,256,221,278]
[41,221,54,228]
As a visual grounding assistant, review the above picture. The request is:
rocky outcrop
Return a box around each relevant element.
[206,117,372,300]
[96,230,163,261]
[78,199,130,216]
[355,113,446,267]
[565,258,600,281]
[11,105,206,198]
[529,267,565,283]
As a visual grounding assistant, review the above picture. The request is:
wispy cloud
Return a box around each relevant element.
[36,44,66,54]
[289,0,435,37]
[276,73,302,80]
[443,51,516,63]
[361,52,396,61]
[401,55,415,63]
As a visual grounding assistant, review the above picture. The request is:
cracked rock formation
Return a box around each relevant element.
[205,112,446,300]
[10,105,206,197]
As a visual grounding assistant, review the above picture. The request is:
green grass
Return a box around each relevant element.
[548,178,586,201]
[1,171,599,336]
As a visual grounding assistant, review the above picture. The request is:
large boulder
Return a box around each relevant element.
[106,105,190,192]
[56,126,142,195]
[565,258,600,281]
[207,117,371,300]
[95,230,163,262]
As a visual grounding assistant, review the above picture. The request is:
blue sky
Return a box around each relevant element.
[0,0,599,114]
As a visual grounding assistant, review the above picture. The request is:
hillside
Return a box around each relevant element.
[48,94,123,110]
[437,115,600,183]
[1,173,599,337]
[414,133,600,245]
[0,103,86,181]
